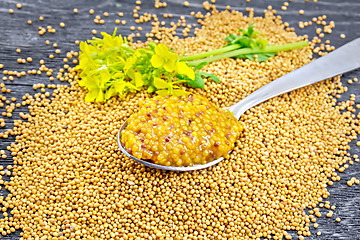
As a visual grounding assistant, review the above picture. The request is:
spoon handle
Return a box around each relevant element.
[227,37,360,119]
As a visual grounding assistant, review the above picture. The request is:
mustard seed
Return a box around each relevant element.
[0,8,358,240]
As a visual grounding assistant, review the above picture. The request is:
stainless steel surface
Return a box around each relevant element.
[117,37,360,171]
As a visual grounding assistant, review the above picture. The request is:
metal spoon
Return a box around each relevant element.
[117,37,360,171]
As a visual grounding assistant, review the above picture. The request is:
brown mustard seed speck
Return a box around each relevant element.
[0,7,359,240]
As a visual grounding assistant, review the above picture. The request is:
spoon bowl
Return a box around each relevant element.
[117,120,225,171]
[117,37,360,171]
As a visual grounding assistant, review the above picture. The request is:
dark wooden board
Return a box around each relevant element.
[0,0,359,239]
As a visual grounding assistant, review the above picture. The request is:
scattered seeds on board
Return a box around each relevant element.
[0,2,358,240]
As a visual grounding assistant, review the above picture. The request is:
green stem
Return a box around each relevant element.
[180,44,241,61]
[168,72,176,83]
[187,41,308,66]
[172,80,187,85]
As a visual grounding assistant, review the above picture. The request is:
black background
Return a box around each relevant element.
[0,0,359,239]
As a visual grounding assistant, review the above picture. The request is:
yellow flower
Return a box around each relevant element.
[175,62,195,80]
[150,43,178,72]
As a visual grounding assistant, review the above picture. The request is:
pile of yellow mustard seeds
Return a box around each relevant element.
[121,95,243,167]
[0,8,359,240]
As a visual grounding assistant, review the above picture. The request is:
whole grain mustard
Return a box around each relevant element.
[121,94,243,167]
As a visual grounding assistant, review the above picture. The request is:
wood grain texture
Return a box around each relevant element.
[0,0,359,239]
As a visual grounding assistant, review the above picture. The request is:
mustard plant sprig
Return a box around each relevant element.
[75,29,197,102]
[76,24,308,102]
[183,23,308,65]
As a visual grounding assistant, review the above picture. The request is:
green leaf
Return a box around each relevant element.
[245,23,255,37]
[225,23,268,50]
[186,73,205,89]
[224,33,237,42]
[235,52,276,62]
[199,72,220,83]
[154,77,170,89]
[194,62,208,70]
[256,52,276,62]
[235,54,254,61]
